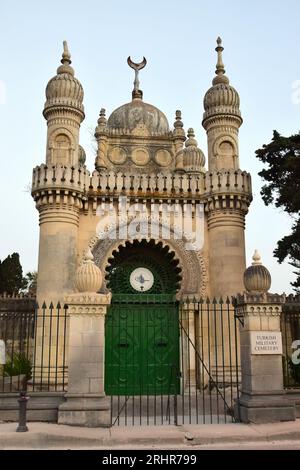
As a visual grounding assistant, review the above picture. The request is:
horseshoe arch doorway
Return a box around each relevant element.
[104,239,182,395]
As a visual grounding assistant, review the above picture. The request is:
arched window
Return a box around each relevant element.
[53,134,71,164]
[217,141,235,170]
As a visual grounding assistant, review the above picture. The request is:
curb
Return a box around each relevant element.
[1,423,300,449]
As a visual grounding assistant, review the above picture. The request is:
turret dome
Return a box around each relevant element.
[183,128,206,173]
[43,41,84,119]
[203,38,241,124]
[203,83,240,119]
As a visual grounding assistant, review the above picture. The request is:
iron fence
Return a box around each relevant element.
[1,296,241,425]
[0,302,69,393]
[109,297,241,426]
[2,292,299,424]
[282,296,300,389]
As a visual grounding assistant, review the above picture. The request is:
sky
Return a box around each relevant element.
[0,0,299,294]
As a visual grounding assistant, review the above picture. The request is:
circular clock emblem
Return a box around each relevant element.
[130,267,154,292]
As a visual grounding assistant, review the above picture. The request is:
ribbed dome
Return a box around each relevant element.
[203,83,241,119]
[183,128,205,173]
[45,74,84,110]
[244,251,271,294]
[44,42,84,117]
[107,99,169,134]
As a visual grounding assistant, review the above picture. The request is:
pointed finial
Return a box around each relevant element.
[97,108,107,126]
[174,110,183,129]
[185,128,198,147]
[84,247,94,262]
[61,40,71,65]
[57,41,74,75]
[215,37,225,75]
[252,250,262,266]
[127,56,147,100]
[212,37,229,85]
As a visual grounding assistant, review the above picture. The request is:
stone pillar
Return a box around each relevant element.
[236,251,295,423]
[58,249,111,427]
[36,206,80,305]
[207,211,246,297]
[94,108,109,170]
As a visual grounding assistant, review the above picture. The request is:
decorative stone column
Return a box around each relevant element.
[235,251,295,423]
[58,249,111,427]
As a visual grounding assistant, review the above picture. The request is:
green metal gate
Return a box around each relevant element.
[104,239,182,398]
[102,241,241,426]
[105,295,180,396]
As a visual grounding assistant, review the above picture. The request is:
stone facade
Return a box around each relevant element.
[31,38,252,306]
[29,39,254,425]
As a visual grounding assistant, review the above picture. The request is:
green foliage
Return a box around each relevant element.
[287,356,300,386]
[0,252,27,295]
[256,131,300,291]
[23,271,37,295]
[3,353,32,381]
[275,222,300,291]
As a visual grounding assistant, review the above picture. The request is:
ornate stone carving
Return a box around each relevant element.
[75,248,103,293]
[131,148,150,166]
[155,149,172,167]
[108,146,127,165]
[64,292,111,315]
[244,251,272,294]
[88,219,208,297]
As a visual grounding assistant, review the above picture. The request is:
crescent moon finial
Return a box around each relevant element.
[127,56,147,71]
[127,56,147,100]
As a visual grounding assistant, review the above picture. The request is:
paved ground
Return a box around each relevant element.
[1,420,300,449]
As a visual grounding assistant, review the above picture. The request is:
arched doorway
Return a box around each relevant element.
[104,239,182,395]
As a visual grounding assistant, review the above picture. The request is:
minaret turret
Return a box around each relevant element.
[203,38,252,297]
[43,41,85,166]
[202,37,242,171]
[32,42,89,304]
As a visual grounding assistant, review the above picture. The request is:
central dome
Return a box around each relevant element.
[107,99,170,134]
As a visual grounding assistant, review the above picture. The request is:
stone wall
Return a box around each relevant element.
[0,293,36,314]
[0,294,36,341]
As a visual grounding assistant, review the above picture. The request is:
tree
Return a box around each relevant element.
[256,130,300,292]
[0,253,27,295]
[23,271,37,295]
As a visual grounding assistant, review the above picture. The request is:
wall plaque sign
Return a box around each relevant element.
[250,331,282,355]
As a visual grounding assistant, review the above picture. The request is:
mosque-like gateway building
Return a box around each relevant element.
[32,38,252,304]
[30,39,254,412]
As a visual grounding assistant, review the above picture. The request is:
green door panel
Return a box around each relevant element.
[105,303,180,395]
